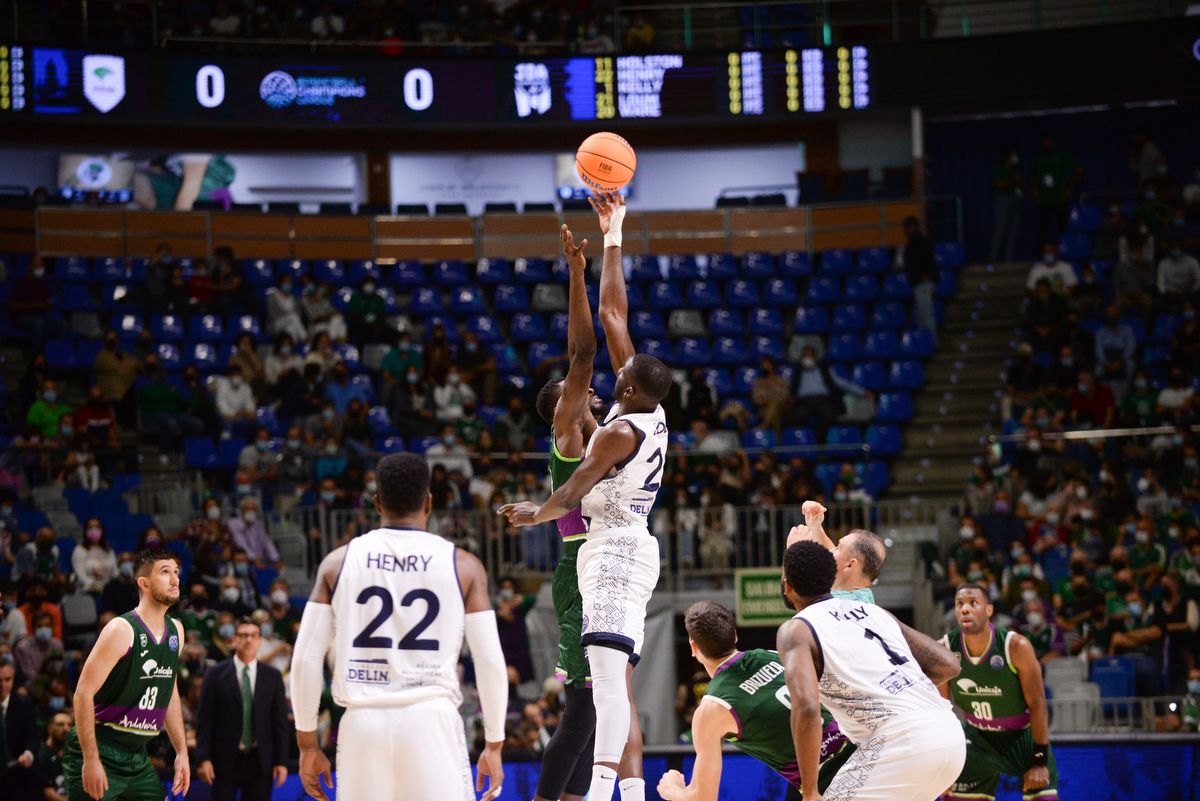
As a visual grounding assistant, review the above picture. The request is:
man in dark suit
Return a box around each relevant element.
[195,617,290,801]
[0,660,42,801]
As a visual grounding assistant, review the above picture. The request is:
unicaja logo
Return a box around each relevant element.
[260,71,298,108]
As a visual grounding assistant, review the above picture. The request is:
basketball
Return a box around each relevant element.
[575,132,637,192]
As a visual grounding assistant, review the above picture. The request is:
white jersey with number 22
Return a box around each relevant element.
[580,403,668,534]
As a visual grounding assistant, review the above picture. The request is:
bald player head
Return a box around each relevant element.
[831,529,886,592]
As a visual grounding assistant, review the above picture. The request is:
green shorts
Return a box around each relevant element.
[945,724,1059,801]
[63,731,165,801]
[552,539,590,686]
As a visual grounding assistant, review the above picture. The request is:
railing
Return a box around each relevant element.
[1048,695,1191,733]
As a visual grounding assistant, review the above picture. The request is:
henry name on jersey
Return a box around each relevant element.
[365,551,435,573]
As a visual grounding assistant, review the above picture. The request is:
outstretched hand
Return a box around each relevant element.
[497,501,539,527]
[561,224,588,271]
[589,191,626,236]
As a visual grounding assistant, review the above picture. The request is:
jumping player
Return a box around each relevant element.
[787,501,886,604]
[939,584,1057,801]
[657,601,855,801]
[65,549,190,801]
[778,541,965,801]
[500,191,672,801]
[290,453,506,801]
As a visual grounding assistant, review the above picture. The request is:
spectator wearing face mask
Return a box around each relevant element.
[11,256,65,354]
[1127,519,1167,591]
[137,357,206,448]
[227,498,280,568]
[423,323,454,386]
[0,585,27,647]
[324,364,371,414]
[303,331,342,380]
[14,612,62,683]
[12,529,65,592]
[25,380,71,440]
[208,612,237,662]
[379,331,423,409]
[99,551,138,614]
[180,581,217,646]
[216,365,258,437]
[790,346,865,433]
[229,332,266,394]
[73,384,120,465]
[267,275,306,343]
[391,365,434,439]
[1026,243,1077,297]
[456,331,498,406]
[433,367,476,422]
[16,583,62,641]
[264,334,305,391]
[425,424,474,478]
[314,437,348,482]
[1109,586,1164,695]
[1019,597,1065,665]
[1155,572,1198,688]
[265,579,300,645]
[1156,369,1196,424]
[1068,372,1115,429]
[1032,136,1083,247]
[1158,238,1200,305]
[214,574,253,618]
[300,280,348,342]
[347,278,388,342]
[251,607,292,674]
[56,415,102,492]
[237,428,281,487]
[70,518,117,594]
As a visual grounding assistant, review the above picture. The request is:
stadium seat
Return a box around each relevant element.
[630,311,667,338]
[863,330,900,359]
[713,337,749,365]
[675,338,712,366]
[528,341,564,366]
[649,282,685,309]
[707,253,738,279]
[747,308,783,335]
[230,315,262,341]
[190,314,224,342]
[820,249,854,275]
[96,257,128,283]
[686,281,721,309]
[377,286,400,314]
[184,437,217,470]
[899,329,935,358]
[743,429,776,450]
[492,344,521,373]
[435,260,470,286]
[887,360,925,390]
[668,255,701,279]
[934,241,965,269]
[856,247,892,273]
[513,257,551,284]
[875,392,914,422]
[510,313,547,342]
[116,314,144,340]
[805,277,840,305]
[331,287,353,312]
[641,339,671,361]
[780,251,812,277]
[830,304,867,332]
[844,275,879,303]
[186,343,219,372]
[392,261,426,287]
[59,257,91,282]
[465,315,502,343]
[475,258,512,285]
[335,344,361,371]
[256,406,282,435]
[375,436,406,454]
[871,302,908,329]
[825,425,862,449]
[434,203,467,215]
[313,259,345,285]
[549,257,571,284]
[101,284,138,311]
[494,285,530,313]
[77,340,103,366]
[45,339,77,371]
[704,368,733,396]
[865,424,902,456]
[936,269,958,299]
[350,374,375,403]
[532,283,568,312]
[792,307,829,335]
[862,462,890,495]
[348,260,380,284]
[732,367,758,396]
[851,362,886,391]
[763,279,798,307]
[826,333,861,362]
[1067,203,1102,233]
[215,438,244,470]
[58,284,95,312]
[781,428,819,449]
[629,254,662,281]
[725,279,760,308]
[548,313,570,340]
[743,252,777,278]
[276,260,308,281]
[156,343,182,371]
[1090,657,1136,698]
[410,288,444,316]
[449,287,486,314]
[592,372,615,398]
[881,273,913,300]
[750,337,785,362]
[1151,314,1182,344]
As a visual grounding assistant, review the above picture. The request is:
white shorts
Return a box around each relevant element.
[577,530,660,662]
[336,697,472,801]
[824,712,966,801]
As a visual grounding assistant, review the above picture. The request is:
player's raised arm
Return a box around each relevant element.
[498,421,638,526]
[657,699,734,801]
[554,223,598,457]
[1009,632,1052,793]
[787,501,834,551]
[893,617,960,686]
[777,619,823,801]
[457,548,506,801]
[73,617,134,800]
[592,192,635,370]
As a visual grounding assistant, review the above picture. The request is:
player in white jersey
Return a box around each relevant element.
[500,191,673,801]
[777,541,965,801]
[290,453,507,801]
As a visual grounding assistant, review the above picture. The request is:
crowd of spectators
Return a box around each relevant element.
[935,135,1199,708]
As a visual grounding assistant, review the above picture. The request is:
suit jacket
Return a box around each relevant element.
[1,691,40,774]
[194,658,289,777]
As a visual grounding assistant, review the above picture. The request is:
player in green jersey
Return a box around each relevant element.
[939,584,1058,801]
[532,222,643,801]
[658,601,855,801]
[786,501,886,604]
[64,549,189,801]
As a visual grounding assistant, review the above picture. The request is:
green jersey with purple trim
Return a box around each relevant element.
[942,625,1031,732]
[550,428,589,683]
[90,611,180,749]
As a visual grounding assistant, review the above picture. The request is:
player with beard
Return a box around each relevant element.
[64,549,190,801]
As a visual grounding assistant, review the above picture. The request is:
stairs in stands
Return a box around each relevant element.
[888,261,1025,499]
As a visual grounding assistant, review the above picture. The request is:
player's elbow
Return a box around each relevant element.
[599,306,626,330]
[791,691,821,723]
[928,653,961,685]
[572,337,598,361]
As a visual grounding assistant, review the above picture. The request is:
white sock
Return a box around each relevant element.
[589,765,618,801]
[619,777,645,801]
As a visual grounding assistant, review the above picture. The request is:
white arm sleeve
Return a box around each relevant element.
[464,609,507,743]
[290,602,334,732]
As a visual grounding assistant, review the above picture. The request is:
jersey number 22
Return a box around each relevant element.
[352,586,440,650]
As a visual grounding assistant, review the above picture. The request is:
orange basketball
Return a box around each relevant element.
[575,132,637,192]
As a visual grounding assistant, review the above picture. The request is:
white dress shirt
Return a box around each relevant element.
[235,655,258,694]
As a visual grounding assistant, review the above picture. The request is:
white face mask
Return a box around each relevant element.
[366,480,378,494]
[242,510,258,523]
[1026,611,1044,629]
[221,587,240,603]
[1022,588,1038,604]
[959,526,975,540]
[207,506,221,521]
[270,589,288,605]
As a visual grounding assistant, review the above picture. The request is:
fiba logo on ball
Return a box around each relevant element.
[598,162,612,173]
[260,70,298,108]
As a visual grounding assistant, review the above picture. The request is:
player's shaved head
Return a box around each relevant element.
[685,601,737,659]
[536,378,563,425]
[626,353,673,403]
[376,453,431,515]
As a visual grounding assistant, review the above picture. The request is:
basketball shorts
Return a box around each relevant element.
[63,731,164,801]
[552,539,590,685]
[822,711,966,801]
[336,697,473,801]
[944,724,1059,801]
[577,529,660,663]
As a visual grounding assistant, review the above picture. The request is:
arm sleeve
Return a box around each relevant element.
[290,602,334,732]
[464,610,507,743]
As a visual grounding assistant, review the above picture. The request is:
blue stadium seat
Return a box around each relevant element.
[350,374,376,403]
[814,463,840,492]
[863,330,900,359]
[149,314,183,343]
[186,343,219,372]
[629,254,662,282]
[871,302,907,329]
[781,428,819,449]
[826,333,861,362]
[747,308,783,335]
[156,343,181,371]
[624,282,646,311]
[392,261,426,288]
[256,406,282,435]
[887,360,925,390]
[593,372,616,399]
[331,287,353,312]
[713,337,749,365]
[492,343,521,373]
[851,362,886,391]
[45,339,77,371]
[686,281,721,309]
[820,249,854,275]
[58,284,94,312]
[881,273,913,300]
[475,258,512,285]
[1143,345,1171,366]
[1067,203,1102,233]
[494,284,530,314]
[190,315,224,343]
[434,260,470,286]
[1090,657,1135,698]
[743,429,776,450]
[750,337,785,362]
[276,259,308,281]
[899,329,935,359]
[377,287,400,314]
[704,309,742,336]
[1151,314,1182,344]
[743,252,777,278]
[936,270,958,299]
[668,255,701,280]
[96,257,128,283]
[348,260,381,285]
[725,279,760,308]
[510,313,547,342]
[934,241,965,269]
[825,425,862,447]
[805,277,840,305]
[731,366,757,396]
[313,259,346,285]
[231,315,262,341]
[335,344,361,371]
[465,315,501,343]
[59,257,91,282]
[411,436,441,455]
[863,462,890,495]
[641,339,671,361]
[763,279,798,307]
[675,338,712,366]
[528,341,564,366]
[704,368,733,396]
[650,282,685,309]
[76,340,102,366]
[830,304,867,332]
[513,258,551,284]
[875,392,914,422]
[407,288,440,316]
[215,438,244,470]
[1121,317,1147,344]
[865,424,901,456]
[116,314,144,340]
[844,275,879,303]
[856,247,892,273]
[707,253,738,279]
[449,287,486,314]
[101,284,139,311]
[549,257,571,284]
[375,436,406,454]
[630,311,667,338]
[780,251,812,277]
[184,437,217,470]
[792,306,829,335]
[548,313,570,340]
